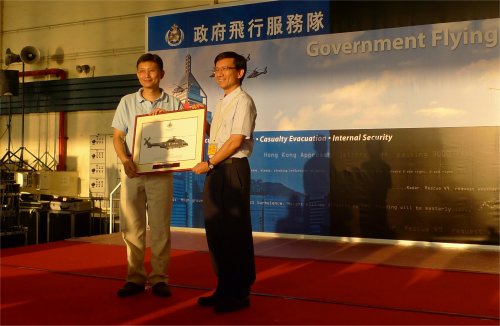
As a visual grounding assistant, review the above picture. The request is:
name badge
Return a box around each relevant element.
[208,143,217,155]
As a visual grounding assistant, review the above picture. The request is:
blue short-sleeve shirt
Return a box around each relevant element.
[111,88,182,155]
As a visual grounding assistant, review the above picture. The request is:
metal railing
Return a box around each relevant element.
[109,182,121,234]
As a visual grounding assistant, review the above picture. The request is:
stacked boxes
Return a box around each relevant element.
[89,134,120,233]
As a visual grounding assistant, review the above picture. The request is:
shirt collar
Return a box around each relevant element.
[221,86,242,103]
[136,88,168,103]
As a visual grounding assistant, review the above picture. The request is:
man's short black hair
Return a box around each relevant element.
[137,53,164,71]
[214,51,247,83]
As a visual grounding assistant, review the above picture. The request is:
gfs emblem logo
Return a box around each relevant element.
[165,24,184,46]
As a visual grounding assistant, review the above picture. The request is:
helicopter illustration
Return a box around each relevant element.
[172,84,187,95]
[247,67,267,78]
[144,136,188,149]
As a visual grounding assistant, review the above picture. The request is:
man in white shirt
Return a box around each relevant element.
[193,51,257,313]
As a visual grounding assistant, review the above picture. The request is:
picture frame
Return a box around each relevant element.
[131,108,206,174]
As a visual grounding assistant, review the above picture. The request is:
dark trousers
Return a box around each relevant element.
[203,157,256,299]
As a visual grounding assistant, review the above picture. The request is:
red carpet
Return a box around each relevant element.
[1,241,499,325]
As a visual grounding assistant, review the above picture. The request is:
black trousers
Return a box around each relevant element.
[203,157,256,299]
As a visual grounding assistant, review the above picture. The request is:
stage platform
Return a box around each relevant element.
[74,227,499,274]
[3,227,499,325]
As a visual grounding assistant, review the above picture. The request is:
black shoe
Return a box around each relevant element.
[152,282,172,297]
[197,294,220,307]
[214,297,250,313]
[117,282,145,297]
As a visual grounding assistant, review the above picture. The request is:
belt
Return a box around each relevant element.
[219,157,245,165]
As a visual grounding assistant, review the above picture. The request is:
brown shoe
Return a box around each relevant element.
[197,293,220,307]
[117,282,145,298]
[152,282,172,298]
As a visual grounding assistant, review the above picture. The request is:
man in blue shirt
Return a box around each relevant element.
[112,53,182,298]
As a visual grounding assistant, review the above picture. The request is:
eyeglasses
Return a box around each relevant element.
[212,66,237,73]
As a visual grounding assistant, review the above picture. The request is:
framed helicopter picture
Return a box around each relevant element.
[131,108,206,173]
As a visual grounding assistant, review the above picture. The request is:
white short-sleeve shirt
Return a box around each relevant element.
[209,86,257,158]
